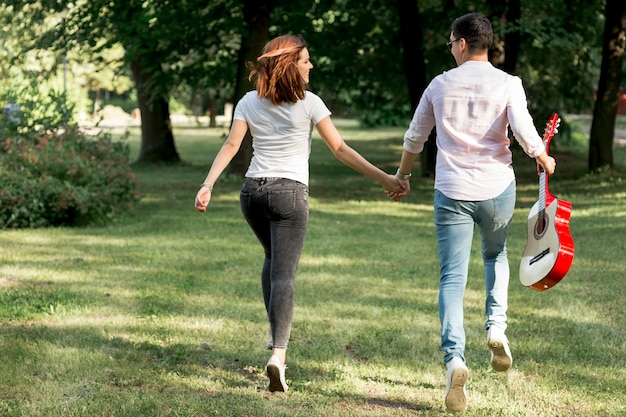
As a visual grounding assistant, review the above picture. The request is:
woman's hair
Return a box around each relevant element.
[248,35,308,105]
[451,13,493,54]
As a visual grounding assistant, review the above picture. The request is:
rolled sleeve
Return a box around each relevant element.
[403,91,435,154]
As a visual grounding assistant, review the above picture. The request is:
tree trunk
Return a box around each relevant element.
[488,0,521,74]
[397,0,427,109]
[208,97,218,128]
[93,88,101,117]
[396,0,436,177]
[131,57,180,164]
[589,0,626,171]
[227,0,275,177]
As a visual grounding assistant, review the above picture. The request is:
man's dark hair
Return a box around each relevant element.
[451,13,493,53]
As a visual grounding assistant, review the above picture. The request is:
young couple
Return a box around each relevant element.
[195,12,555,412]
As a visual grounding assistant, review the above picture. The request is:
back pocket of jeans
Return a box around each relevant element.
[267,190,296,217]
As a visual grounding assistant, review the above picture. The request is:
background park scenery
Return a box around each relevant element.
[1,0,626,416]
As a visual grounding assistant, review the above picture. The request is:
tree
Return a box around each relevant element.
[396,0,436,177]
[5,0,242,163]
[589,0,626,171]
[83,0,234,163]
[272,0,412,126]
[227,0,275,176]
[488,0,521,74]
[518,0,603,127]
[105,0,178,162]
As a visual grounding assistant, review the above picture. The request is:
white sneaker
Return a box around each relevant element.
[445,357,469,412]
[487,326,512,372]
[266,355,288,392]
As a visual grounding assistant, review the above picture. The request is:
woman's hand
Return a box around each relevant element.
[195,187,212,212]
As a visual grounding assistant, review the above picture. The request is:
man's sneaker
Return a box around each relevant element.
[266,355,288,392]
[445,357,469,412]
[487,326,512,372]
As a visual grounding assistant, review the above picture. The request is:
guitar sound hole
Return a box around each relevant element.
[534,214,549,239]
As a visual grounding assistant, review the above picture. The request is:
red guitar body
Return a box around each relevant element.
[519,114,575,291]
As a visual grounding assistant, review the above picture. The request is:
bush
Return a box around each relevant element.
[358,99,412,127]
[0,126,139,228]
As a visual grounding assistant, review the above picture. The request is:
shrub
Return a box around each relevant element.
[0,126,139,228]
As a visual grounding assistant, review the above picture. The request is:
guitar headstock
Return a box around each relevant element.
[542,113,560,146]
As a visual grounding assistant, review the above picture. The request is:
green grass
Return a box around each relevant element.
[0,116,625,416]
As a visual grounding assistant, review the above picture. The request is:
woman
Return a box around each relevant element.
[195,34,404,392]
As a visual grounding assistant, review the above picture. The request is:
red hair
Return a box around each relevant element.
[248,35,307,105]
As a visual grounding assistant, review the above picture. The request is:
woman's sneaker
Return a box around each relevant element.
[487,326,512,372]
[445,357,469,412]
[266,355,288,392]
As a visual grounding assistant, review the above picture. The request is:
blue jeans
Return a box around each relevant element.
[434,181,516,364]
[240,177,309,349]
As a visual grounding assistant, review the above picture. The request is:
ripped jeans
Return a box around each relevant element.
[434,181,516,364]
[240,177,309,349]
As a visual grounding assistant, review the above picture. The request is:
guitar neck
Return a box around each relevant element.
[539,113,559,207]
[538,171,546,211]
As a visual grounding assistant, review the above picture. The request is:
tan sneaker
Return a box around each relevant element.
[445,358,469,412]
[487,326,512,372]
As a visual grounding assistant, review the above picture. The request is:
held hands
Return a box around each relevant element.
[195,187,212,212]
[384,174,410,202]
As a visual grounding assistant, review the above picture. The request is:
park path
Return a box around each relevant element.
[614,129,626,146]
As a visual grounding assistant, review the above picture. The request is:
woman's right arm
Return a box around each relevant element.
[195,119,248,212]
[315,116,405,194]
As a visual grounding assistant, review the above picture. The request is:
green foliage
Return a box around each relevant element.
[358,99,412,127]
[273,0,412,125]
[0,127,139,228]
[1,81,74,131]
[0,4,94,123]
[97,90,138,114]
[61,0,240,110]
[511,1,603,122]
[0,0,613,129]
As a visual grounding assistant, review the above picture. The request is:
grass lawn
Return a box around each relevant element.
[0,116,625,416]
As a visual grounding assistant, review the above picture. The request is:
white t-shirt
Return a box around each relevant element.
[233,90,331,186]
[403,61,545,200]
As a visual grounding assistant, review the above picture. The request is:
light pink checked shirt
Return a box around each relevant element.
[403,60,545,201]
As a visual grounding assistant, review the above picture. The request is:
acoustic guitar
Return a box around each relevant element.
[519,113,574,291]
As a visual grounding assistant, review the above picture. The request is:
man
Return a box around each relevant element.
[390,13,556,412]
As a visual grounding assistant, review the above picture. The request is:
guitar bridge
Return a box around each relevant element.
[529,248,550,265]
